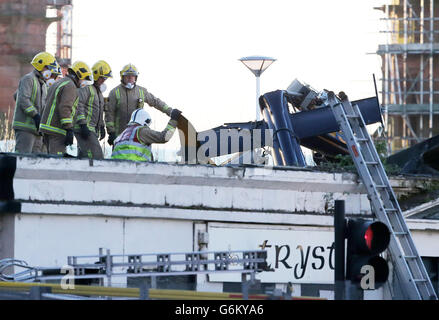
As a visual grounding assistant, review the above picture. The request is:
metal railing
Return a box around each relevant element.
[0,281,327,300]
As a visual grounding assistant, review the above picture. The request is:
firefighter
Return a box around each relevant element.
[105,63,180,146]
[111,108,182,162]
[12,51,58,153]
[12,61,61,101]
[74,60,112,159]
[40,61,93,155]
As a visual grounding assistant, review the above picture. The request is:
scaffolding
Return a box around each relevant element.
[46,0,73,74]
[376,0,439,153]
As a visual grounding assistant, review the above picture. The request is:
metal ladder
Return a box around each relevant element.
[327,91,437,300]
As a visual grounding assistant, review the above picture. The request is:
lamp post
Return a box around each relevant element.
[239,56,276,120]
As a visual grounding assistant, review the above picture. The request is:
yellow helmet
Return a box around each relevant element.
[92,60,113,81]
[68,61,93,81]
[120,63,139,78]
[30,52,58,72]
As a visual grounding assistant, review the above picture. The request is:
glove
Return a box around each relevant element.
[99,126,106,141]
[79,123,90,139]
[64,129,74,146]
[170,108,182,121]
[108,132,117,146]
[32,114,41,130]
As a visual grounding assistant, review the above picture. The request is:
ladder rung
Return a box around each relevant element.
[365,161,379,165]
[412,279,428,282]
[394,232,408,236]
[385,208,398,211]
[404,255,417,259]
[346,115,359,119]
[375,185,387,188]
[356,138,369,142]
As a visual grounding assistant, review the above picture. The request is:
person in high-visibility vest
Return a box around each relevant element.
[105,63,178,146]
[40,61,93,155]
[111,108,181,162]
[12,51,59,153]
[74,60,112,159]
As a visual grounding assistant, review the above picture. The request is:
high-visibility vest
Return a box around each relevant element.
[111,124,152,162]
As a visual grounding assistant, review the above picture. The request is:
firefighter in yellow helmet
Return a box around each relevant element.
[12,51,58,154]
[105,63,181,146]
[40,61,93,155]
[73,60,112,159]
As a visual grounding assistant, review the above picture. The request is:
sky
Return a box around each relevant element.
[56,0,390,157]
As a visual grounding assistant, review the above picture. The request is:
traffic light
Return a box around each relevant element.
[346,218,391,289]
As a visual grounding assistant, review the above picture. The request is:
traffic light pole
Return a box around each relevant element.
[334,200,346,300]
[334,200,365,300]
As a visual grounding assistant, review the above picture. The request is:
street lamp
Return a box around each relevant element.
[239,56,276,120]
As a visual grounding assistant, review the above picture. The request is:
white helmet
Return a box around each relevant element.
[129,108,151,126]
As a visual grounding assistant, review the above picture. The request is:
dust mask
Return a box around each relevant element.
[46,78,56,87]
[80,80,93,88]
[124,82,135,90]
[42,70,52,80]
[99,83,107,93]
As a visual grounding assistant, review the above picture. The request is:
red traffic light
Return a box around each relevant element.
[348,220,390,254]
[364,222,390,254]
[365,227,373,250]
[346,219,391,288]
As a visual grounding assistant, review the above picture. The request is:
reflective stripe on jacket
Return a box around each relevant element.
[40,77,79,136]
[111,124,152,162]
[12,70,47,134]
[105,84,172,136]
[74,84,104,133]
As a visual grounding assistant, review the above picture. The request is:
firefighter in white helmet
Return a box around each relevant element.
[111,108,181,162]
[12,51,58,153]
[105,63,180,146]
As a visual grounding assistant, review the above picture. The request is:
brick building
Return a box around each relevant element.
[0,0,50,115]
[0,0,72,136]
